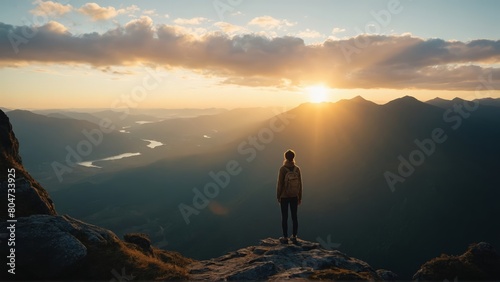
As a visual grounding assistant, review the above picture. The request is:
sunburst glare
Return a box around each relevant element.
[306,85,330,103]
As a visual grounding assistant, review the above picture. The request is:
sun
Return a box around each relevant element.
[307,85,329,103]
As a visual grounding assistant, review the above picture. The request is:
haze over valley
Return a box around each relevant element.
[5,96,500,277]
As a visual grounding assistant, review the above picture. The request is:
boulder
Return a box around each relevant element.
[377,269,399,281]
[188,237,391,280]
[413,242,500,281]
[0,214,118,279]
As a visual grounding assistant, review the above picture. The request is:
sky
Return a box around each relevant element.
[1,0,499,109]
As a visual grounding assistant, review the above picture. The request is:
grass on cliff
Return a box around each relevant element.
[68,238,193,281]
[310,267,380,281]
[415,253,487,280]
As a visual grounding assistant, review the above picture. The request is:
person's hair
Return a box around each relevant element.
[284,149,295,161]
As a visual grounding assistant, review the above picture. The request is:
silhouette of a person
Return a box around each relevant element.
[276,149,303,244]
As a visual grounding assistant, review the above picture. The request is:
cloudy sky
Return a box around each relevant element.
[1,0,499,109]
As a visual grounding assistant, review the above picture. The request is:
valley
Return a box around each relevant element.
[6,96,500,278]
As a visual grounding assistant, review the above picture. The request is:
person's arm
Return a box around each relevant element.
[276,167,284,202]
[298,167,303,204]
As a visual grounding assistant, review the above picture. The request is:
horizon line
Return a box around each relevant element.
[3,95,499,112]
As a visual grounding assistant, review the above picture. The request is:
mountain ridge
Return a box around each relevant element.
[2,94,500,280]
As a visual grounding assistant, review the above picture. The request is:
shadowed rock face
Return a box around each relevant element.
[0,110,22,165]
[413,242,500,281]
[0,109,57,219]
[189,237,398,280]
[0,214,192,280]
[0,214,116,279]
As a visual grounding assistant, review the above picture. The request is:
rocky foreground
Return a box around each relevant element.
[189,237,397,281]
[0,214,191,280]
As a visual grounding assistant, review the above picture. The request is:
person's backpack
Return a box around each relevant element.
[284,166,300,197]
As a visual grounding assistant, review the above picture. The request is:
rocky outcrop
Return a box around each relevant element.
[189,237,396,280]
[0,214,111,279]
[413,242,500,281]
[0,109,56,219]
[377,269,400,281]
[0,214,191,280]
[0,110,22,164]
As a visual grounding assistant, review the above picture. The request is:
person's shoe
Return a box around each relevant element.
[279,237,289,244]
[291,235,298,244]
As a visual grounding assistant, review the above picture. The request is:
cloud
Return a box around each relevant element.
[332,27,346,34]
[30,0,73,17]
[0,21,499,91]
[142,9,157,16]
[42,21,68,34]
[125,16,153,29]
[125,5,140,14]
[248,16,296,29]
[173,17,208,25]
[214,22,246,34]
[296,29,323,39]
[99,66,136,76]
[78,3,117,20]
[329,28,347,40]
[77,3,132,21]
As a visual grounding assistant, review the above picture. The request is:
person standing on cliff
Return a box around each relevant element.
[276,149,303,244]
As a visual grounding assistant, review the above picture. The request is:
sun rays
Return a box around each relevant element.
[306,85,330,103]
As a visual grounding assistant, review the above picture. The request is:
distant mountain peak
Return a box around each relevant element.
[333,95,379,109]
[425,97,455,108]
[385,95,424,107]
[339,95,370,104]
[474,97,500,108]
[399,95,420,102]
[451,97,467,103]
[351,95,367,102]
[426,97,448,103]
[476,97,497,102]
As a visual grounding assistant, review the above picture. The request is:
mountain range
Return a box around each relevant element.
[2,96,500,279]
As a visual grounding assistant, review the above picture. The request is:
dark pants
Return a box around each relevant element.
[280,197,298,237]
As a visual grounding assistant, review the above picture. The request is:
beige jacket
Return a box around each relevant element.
[276,160,303,200]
